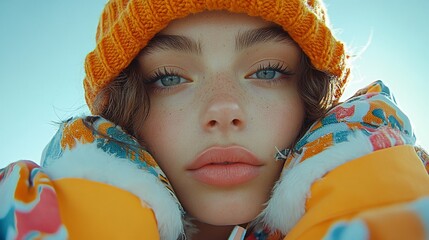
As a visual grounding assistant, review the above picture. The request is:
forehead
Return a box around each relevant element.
[159,10,274,35]
[141,11,297,56]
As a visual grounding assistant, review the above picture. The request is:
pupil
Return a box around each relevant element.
[258,69,275,79]
[161,76,180,86]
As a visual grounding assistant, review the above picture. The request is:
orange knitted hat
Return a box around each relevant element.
[84,0,349,114]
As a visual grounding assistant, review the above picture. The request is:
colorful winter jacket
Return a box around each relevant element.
[1,80,429,240]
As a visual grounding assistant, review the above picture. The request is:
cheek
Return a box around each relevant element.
[273,96,304,130]
[138,103,191,167]
[250,88,305,146]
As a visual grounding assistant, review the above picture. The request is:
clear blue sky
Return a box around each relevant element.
[1,1,428,168]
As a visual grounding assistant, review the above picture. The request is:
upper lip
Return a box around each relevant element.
[186,146,263,170]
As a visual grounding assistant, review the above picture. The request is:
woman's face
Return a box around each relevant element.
[137,11,305,226]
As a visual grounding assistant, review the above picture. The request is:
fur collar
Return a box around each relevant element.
[42,131,185,240]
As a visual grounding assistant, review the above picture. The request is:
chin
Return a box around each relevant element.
[175,174,279,227]
[199,213,258,226]
[189,199,264,226]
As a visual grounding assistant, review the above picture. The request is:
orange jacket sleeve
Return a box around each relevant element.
[289,145,429,240]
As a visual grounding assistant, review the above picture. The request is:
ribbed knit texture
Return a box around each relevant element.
[84,0,349,114]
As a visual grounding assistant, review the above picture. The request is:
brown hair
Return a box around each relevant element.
[296,54,335,140]
[94,52,335,146]
[94,59,149,139]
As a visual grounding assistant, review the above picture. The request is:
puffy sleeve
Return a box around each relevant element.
[1,116,185,239]
[258,81,429,240]
[0,160,68,239]
[323,196,429,240]
[0,160,161,239]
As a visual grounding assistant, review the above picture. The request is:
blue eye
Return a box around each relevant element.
[247,62,294,80]
[159,75,184,87]
[147,67,188,87]
[253,69,282,79]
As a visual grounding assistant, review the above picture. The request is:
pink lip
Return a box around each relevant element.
[187,146,263,187]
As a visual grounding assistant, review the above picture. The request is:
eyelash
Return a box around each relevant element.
[145,67,181,84]
[145,62,294,92]
[255,62,295,79]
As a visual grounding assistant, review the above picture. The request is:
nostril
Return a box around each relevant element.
[208,120,217,127]
[207,119,242,129]
[232,119,241,126]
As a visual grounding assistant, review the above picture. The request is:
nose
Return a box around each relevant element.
[202,96,246,133]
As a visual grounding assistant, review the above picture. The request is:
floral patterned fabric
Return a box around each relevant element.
[0,115,180,239]
[279,80,428,172]
[0,161,67,239]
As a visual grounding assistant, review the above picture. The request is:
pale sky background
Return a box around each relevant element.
[0,1,428,168]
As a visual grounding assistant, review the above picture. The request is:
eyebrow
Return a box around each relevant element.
[140,26,293,56]
[141,34,202,55]
[235,26,294,51]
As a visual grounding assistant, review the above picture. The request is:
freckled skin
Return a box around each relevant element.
[137,11,305,239]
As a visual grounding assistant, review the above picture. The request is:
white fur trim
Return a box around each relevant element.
[43,143,184,240]
[260,132,373,234]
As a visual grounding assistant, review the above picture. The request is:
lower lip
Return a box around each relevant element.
[189,163,260,187]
